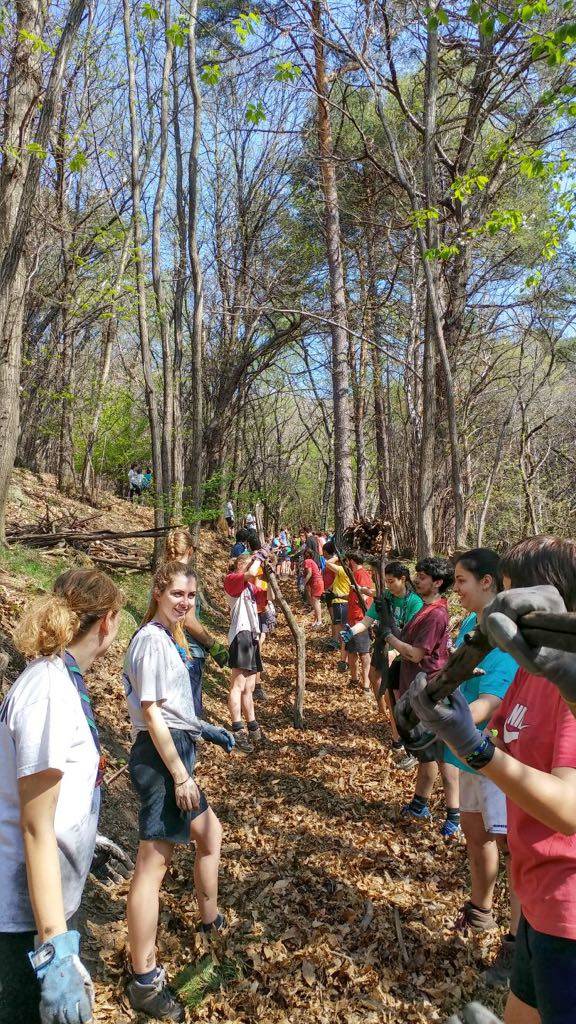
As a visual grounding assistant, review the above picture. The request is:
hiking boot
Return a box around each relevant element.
[482,936,515,988]
[253,684,268,702]
[250,726,270,748]
[400,800,431,822]
[440,818,461,840]
[396,753,418,770]
[233,729,254,753]
[126,967,184,1021]
[454,901,497,932]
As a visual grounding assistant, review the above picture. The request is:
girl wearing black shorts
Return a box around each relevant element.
[124,561,232,1021]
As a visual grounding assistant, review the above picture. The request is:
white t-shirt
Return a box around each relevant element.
[225,501,234,519]
[123,623,202,737]
[245,513,256,528]
[0,656,100,932]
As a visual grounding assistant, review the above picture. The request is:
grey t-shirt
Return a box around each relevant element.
[123,623,202,737]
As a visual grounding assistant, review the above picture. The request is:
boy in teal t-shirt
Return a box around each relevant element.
[443,612,517,773]
[366,589,423,632]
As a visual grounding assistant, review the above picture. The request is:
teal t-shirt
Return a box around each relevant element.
[366,589,423,630]
[444,612,517,774]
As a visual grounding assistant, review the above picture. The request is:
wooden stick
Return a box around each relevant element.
[264,564,307,729]
[393,907,409,964]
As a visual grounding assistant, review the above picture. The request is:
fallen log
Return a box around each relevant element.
[6,524,176,546]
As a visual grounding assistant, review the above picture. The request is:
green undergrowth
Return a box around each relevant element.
[174,953,242,1009]
[1,543,72,590]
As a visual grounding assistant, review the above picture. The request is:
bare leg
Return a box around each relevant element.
[384,689,400,740]
[414,761,438,799]
[504,993,540,1024]
[461,812,499,910]
[127,840,173,973]
[228,669,246,723]
[439,760,460,809]
[496,836,521,935]
[347,651,358,683]
[312,597,322,624]
[190,807,223,924]
[240,673,257,722]
[360,652,371,690]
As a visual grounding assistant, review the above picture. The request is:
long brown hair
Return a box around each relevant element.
[14,568,125,659]
[142,560,197,652]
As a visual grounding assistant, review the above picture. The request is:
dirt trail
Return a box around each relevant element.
[1,473,507,1023]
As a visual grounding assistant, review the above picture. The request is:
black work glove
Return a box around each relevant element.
[446,1002,503,1024]
[373,595,400,639]
[484,585,576,714]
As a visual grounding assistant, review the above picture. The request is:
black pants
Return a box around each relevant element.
[0,913,80,1024]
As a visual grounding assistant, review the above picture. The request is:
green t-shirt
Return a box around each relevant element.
[366,589,423,630]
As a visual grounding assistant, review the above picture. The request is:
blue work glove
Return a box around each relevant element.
[200,721,235,752]
[208,641,229,668]
[446,1003,503,1024]
[339,626,354,645]
[29,930,94,1024]
[408,672,484,759]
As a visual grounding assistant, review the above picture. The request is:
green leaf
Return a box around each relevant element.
[26,141,47,160]
[166,20,187,46]
[69,150,88,173]
[18,27,54,55]
[142,2,159,19]
[245,99,266,125]
[274,60,302,83]
[408,207,440,228]
[468,2,482,23]
[201,63,221,86]
[480,14,495,34]
[232,10,260,44]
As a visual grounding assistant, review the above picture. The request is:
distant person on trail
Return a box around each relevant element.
[0,568,125,1024]
[224,551,268,753]
[303,544,324,626]
[128,463,141,502]
[163,527,229,717]
[388,557,461,838]
[245,510,256,530]
[224,499,235,538]
[123,561,232,1022]
[142,466,152,494]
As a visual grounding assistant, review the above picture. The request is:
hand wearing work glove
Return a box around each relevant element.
[408,672,485,759]
[373,596,399,639]
[484,585,576,713]
[29,930,94,1024]
[446,1002,503,1024]
[200,721,235,752]
[339,626,354,645]
[209,641,229,668]
[91,832,134,885]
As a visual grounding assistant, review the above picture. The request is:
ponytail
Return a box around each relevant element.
[164,527,194,564]
[14,568,125,659]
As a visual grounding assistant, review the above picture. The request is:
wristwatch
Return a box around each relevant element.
[465,735,496,770]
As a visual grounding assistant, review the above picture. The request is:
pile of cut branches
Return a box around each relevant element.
[342,518,393,566]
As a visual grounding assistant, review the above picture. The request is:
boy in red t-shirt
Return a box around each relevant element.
[343,556,373,692]
[410,536,576,1024]
[302,546,324,626]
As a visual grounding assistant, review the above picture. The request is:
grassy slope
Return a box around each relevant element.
[0,470,508,1024]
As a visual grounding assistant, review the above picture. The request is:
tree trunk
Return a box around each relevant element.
[476,398,517,546]
[81,319,116,497]
[417,299,436,557]
[171,47,186,521]
[0,0,86,544]
[312,0,354,536]
[123,0,164,555]
[57,323,76,491]
[186,0,204,535]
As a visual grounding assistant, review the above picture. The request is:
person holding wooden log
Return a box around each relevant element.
[0,568,125,1024]
[409,536,576,1024]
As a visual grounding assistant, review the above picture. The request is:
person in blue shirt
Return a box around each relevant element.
[230,528,250,558]
[448,548,519,987]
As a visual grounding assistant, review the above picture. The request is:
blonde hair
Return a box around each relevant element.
[143,560,197,653]
[14,568,125,659]
[229,553,251,573]
[164,527,194,564]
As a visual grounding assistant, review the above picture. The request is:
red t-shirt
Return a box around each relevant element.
[323,564,336,590]
[489,669,576,939]
[304,558,324,596]
[224,570,247,597]
[397,599,450,696]
[347,567,373,625]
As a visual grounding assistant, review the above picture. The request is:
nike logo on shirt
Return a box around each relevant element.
[503,703,529,744]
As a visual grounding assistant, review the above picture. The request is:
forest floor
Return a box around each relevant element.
[0,471,508,1023]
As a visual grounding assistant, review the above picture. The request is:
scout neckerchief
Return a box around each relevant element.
[149,620,194,668]
[63,650,106,787]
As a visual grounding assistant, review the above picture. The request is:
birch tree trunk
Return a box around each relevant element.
[312,0,354,536]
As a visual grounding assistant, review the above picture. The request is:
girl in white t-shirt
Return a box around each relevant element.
[0,568,124,1024]
[123,561,232,1022]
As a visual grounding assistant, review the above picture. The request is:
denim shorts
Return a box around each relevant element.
[511,913,576,1022]
[129,729,208,844]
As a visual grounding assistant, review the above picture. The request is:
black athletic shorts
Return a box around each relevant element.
[332,601,347,624]
[345,629,371,655]
[510,914,576,1022]
[229,630,263,673]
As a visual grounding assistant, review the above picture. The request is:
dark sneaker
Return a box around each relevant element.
[440,818,461,840]
[233,729,254,753]
[250,726,270,748]
[400,800,431,822]
[126,967,184,1021]
[482,936,515,988]
[198,912,228,934]
[454,900,497,932]
[336,659,348,673]
[253,684,268,702]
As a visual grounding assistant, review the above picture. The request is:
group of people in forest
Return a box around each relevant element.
[2,514,576,1024]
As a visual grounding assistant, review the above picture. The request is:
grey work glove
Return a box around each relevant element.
[484,585,576,712]
[408,672,484,758]
[91,833,134,884]
[446,1002,503,1024]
